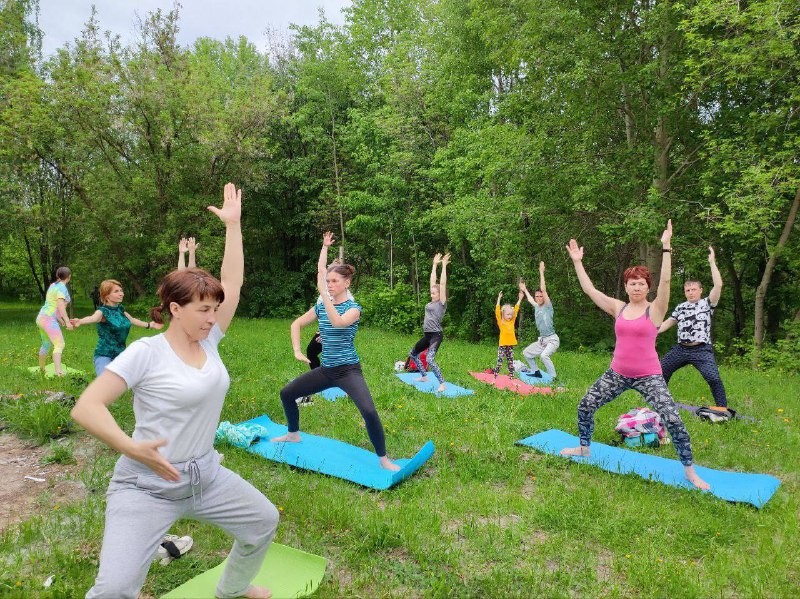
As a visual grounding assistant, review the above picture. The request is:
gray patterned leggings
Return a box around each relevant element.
[577,369,694,465]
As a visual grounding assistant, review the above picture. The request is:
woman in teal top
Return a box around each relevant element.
[71,279,162,375]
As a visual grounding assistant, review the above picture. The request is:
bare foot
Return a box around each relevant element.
[415,376,428,383]
[684,466,710,490]
[437,383,446,393]
[242,585,272,599]
[54,370,65,377]
[270,432,301,443]
[560,446,590,457]
[380,456,401,471]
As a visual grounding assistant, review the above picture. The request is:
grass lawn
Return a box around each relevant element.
[0,300,798,597]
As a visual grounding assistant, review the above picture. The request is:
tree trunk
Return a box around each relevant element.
[753,186,800,363]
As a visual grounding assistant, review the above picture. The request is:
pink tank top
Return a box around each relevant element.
[610,305,662,378]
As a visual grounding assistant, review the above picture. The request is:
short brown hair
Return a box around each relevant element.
[327,263,355,280]
[99,279,122,305]
[55,266,71,281]
[623,265,652,289]
[150,268,225,324]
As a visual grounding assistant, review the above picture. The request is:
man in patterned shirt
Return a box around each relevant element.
[659,246,728,408]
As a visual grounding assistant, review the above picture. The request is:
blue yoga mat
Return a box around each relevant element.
[243,414,435,490]
[394,372,474,397]
[518,371,554,385]
[318,386,347,401]
[517,429,780,508]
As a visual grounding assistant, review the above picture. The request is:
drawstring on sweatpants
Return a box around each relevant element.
[185,458,202,509]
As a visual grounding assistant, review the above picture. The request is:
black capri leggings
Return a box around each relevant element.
[279,362,387,456]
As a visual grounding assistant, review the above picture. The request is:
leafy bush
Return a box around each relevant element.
[356,279,420,334]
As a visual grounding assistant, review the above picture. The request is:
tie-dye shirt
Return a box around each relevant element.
[38,282,71,317]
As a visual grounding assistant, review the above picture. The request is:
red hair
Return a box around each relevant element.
[150,268,225,324]
[623,265,652,289]
[99,279,122,305]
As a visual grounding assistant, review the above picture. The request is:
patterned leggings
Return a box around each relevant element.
[576,369,694,466]
[36,315,65,356]
[661,344,727,407]
[494,345,515,378]
[409,332,444,384]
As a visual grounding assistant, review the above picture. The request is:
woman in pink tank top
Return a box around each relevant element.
[559,221,709,491]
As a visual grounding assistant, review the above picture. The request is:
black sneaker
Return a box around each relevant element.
[532,370,543,378]
[296,396,314,407]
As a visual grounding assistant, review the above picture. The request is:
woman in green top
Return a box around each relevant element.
[71,279,163,375]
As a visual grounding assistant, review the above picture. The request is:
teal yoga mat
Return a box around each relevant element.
[161,542,326,598]
[394,372,474,397]
[243,414,434,490]
[518,429,780,508]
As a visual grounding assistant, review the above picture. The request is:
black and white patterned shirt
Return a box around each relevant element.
[672,297,715,344]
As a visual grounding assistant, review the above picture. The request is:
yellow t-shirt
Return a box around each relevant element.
[496,304,519,346]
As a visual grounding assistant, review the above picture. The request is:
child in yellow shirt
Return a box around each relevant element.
[492,288,524,378]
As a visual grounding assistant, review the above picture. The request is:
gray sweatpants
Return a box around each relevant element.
[522,333,560,378]
[86,450,279,599]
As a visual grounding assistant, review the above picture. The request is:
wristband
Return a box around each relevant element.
[662,248,672,253]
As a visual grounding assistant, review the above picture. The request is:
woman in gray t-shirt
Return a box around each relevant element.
[408,253,450,392]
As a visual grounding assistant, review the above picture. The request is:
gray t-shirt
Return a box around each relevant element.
[423,301,446,333]
[534,302,556,337]
[107,324,230,463]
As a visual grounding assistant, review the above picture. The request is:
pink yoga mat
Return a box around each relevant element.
[470,372,553,395]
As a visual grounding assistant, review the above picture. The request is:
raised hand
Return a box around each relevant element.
[708,246,716,263]
[518,279,526,291]
[661,219,673,247]
[179,237,188,253]
[539,261,545,274]
[441,253,451,266]
[322,231,335,247]
[188,237,200,252]
[566,239,584,261]
[207,182,242,226]
[498,291,503,301]
[433,253,442,264]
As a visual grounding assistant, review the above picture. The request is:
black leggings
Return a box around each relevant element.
[306,333,322,370]
[279,363,387,456]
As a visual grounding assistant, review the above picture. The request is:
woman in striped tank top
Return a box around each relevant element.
[271,232,400,471]
[560,221,709,490]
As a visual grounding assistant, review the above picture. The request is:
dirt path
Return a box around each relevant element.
[0,433,87,532]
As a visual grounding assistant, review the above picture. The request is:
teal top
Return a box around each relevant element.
[95,304,132,359]
[314,299,361,367]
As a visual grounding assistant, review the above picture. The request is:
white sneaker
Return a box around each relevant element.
[156,534,193,565]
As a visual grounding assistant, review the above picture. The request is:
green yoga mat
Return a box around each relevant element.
[26,364,85,378]
[161,543,326,599]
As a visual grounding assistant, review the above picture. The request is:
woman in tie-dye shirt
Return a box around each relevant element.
[36,266,74,376]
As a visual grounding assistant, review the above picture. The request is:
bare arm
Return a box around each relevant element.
[708,246,723,306]
[291,307,317,364]
[188,237,199,269]
[649,220,673,325]
[539,261,551,305]
[208,183,243,334]
[70,372,179,481]
[439,254,449,304]
[516,290,524,307]
[57,298,74,330]
[124,312,163,330]
[72,309,104,327]
[520,281,535,305]
[658,317,677,334]
[430,253,441,288]
[566,239,623,317]
[177,237,188,270]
